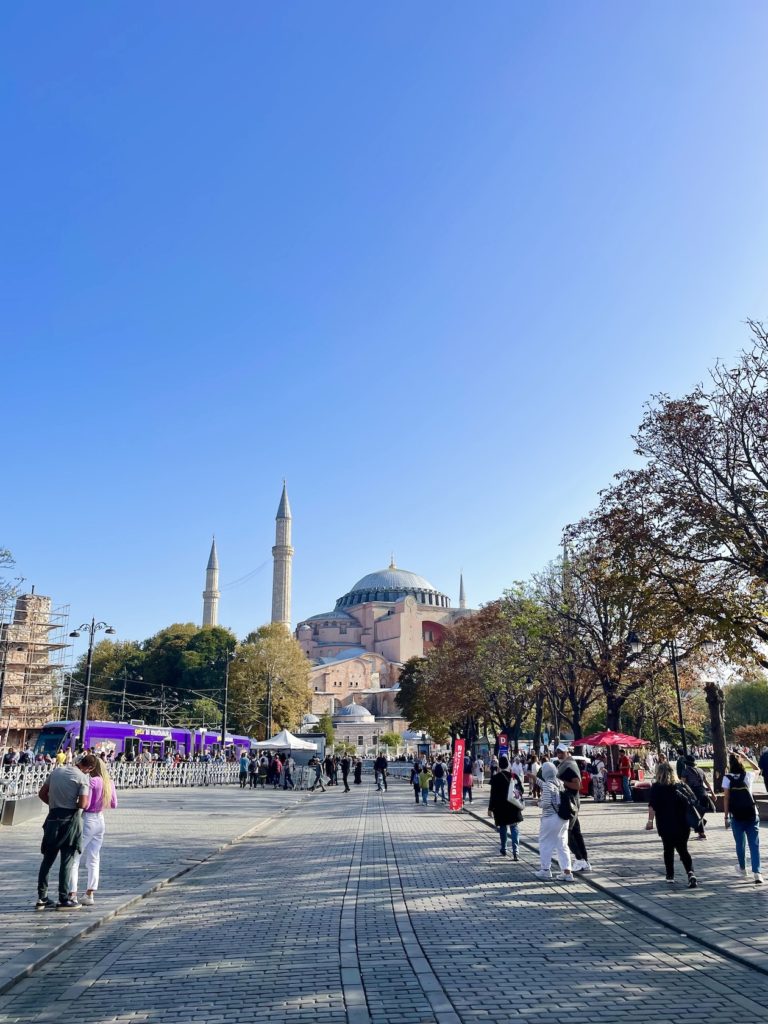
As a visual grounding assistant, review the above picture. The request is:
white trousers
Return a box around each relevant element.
[538,813,572,872]
[71,812,106,893]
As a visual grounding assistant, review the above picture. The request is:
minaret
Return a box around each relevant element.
[202,538,220,627]
[271,482,294,629]
[459,572,467,610]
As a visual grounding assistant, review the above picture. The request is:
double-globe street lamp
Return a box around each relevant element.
[69,619,116,751]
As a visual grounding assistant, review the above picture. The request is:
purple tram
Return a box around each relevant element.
[34,720,252,760]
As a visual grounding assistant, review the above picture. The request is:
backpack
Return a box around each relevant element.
[727,773,757,822]
[674,782,704,830]
[557,788,575,821]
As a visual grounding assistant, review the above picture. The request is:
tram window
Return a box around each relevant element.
[164,740,177,756]
[124,738,139,759]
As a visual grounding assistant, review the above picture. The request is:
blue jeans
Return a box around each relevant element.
[621,775,632,801]
[731,817,761,873]
[421,787,429,805]
[433,778,446,801]
[499,823,519,854]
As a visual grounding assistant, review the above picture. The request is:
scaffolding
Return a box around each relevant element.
[0,590,70,750]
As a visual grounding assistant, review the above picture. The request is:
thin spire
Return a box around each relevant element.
[459,572,466,609]
[276,480,291,519]
[207,536,219,571]
[389,552,397,570]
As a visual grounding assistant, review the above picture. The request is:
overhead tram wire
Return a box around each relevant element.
[219,560,270,591]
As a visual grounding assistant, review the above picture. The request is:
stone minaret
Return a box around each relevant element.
[202,538,220,627]
[459,572,467,610]
[271,482,294,629]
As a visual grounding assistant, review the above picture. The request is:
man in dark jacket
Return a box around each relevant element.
[374,753,388,792]
[340,754,351,792]
[487,755,523,859]
[36,761,92,911]
[556,744,591,872]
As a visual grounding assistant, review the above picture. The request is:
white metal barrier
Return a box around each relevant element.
[0,761,241,800]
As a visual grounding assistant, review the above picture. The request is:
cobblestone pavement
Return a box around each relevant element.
[0,785,305,989]
[1,780,768,1024]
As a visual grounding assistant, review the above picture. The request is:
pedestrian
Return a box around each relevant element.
[238,751,249,789]
[489,753,499,778]
[248,754,258,788]
[340,754,351,792]
[534,762,574,881]
[723,751,762,884]
[681,753,715,840]
[68,754,118,907]
[487,755,523,860]
[35,759,91,910]
[324,753,336,786]
[432,758,447,803]
[418,764,433,806]
[353,758,362,785]
[309,756,326,792]
[555,744,591,873]
[472,756,485,789]
[645,762,698,888]
[758,746,768,795]
[410,764,421,804]
[283,754,296,790]
[257,756,268,788]
[374,752,388,792]
[618,748,633,801]
[271,756,283,789]
[462,755,473,804]
[592,757,607,803]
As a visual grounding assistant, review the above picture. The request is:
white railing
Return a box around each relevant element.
[0,762,242,800]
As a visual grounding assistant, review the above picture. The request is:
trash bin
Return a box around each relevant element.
[606,771,623,800]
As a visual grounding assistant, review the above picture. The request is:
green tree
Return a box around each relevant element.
[724,672,768,732]
[380,731,400,749]
[228,623,311,738]
[316,712,335,746]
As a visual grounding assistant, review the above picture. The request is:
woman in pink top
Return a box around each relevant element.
[70,754,118,906]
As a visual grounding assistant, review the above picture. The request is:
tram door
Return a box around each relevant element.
[124,737,139,761]
[164,739,177,759]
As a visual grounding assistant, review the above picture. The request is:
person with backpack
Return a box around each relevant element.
[418,764,433,806]
[409,764,421,804]
[723,751,762,884]
[681,753,715,840]
[534,761,574,881]
[432,758,447,803]
[645,762,699,888]
[487,755,523,860]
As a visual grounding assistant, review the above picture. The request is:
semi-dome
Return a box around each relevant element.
[335,561,450,610]
[304,608,355,622]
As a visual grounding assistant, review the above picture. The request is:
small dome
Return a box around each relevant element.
[302,714,320,725]
[332,703,375,722]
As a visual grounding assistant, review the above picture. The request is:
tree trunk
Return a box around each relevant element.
[605,691,624,770]
[704,681,727,792]
[532,694,544,753]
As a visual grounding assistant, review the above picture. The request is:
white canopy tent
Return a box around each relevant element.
[250,729,318,751]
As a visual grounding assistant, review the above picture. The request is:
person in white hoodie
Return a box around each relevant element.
[534,762,575,882]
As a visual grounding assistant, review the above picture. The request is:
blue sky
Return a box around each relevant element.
[3,2,768,662]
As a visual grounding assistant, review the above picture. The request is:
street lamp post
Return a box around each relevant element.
[210,650,236,756]
[668,639,687,758]
[69,618,116,751]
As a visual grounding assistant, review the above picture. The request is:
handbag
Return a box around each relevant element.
[506,773,524,811]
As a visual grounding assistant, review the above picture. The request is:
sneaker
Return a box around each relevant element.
[512,851,519,862]
[735,866,747,878]
[573,861,592,873]
[534,869,552,880]
[555,873,576,882]
[755,873,764,885]
[56,899,82,911]
[80,893,95,906]
[696,833,707,841]
[665,877,675,884]
[687,873,698,889]
[500,849,507,857]
[34,897,56,912]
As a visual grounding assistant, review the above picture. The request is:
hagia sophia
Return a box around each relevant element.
[202,484,473,749]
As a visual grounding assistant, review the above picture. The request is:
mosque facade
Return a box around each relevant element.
[201,483,472,749]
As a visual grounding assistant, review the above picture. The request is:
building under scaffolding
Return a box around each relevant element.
[0,590,70,750]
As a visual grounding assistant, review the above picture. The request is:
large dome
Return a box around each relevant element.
[335,563,450,610]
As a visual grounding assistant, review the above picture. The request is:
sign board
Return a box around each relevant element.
[498,733,508,758]
[449,739,465,811]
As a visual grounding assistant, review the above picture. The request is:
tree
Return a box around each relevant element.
[396,657,452,744]
[316,712,335,746]
[228,623,311,738]
[70,639,146,720]
[380,731,400,749]
[0,547,16,607]
[184,697,222,730]
[602,323,768,666]
[724,672,768,731]
[733,724,768,749]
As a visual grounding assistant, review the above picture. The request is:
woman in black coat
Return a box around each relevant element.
[646,761,698,888]
[487,755,524,859]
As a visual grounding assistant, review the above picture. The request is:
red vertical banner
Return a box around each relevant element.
[449,739,465,811]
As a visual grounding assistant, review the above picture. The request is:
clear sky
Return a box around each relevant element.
[3,2,768,663]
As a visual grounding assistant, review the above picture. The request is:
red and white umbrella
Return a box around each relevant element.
[576,730,647,748]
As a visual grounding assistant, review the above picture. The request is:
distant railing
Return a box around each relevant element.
[0,761,242,801]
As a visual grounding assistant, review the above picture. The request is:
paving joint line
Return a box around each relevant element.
[0,793,310,998]
[461,804,768,981]
[341,788,373,1024]
[379,798,463,1024]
